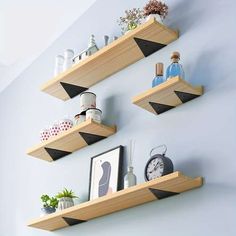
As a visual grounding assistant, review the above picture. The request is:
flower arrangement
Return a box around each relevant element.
[118,8,144,33]
[143,0,168,19]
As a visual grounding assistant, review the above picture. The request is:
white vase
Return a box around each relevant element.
[58,197,74,210]
[146,14,163,24]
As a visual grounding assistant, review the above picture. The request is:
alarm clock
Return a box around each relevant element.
[144,145,173,181]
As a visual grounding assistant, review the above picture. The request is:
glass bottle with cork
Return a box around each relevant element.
[152,62,164,87]
[166,51,185,80]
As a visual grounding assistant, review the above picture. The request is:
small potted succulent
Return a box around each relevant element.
[118,8,144,34]
[56,188,78,210]
[41,194,58,215]
[143,0,168,23]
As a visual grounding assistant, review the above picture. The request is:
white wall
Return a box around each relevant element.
[0,0,236,235]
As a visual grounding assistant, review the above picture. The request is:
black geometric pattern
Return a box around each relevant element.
[134,37,166,57]
[149,188,179,200]
[62,217,86,226]
[79,132,106,145]
[44,147,71,161]
[174,91,200,103]
[60,82,88,99]
[149,102,174,115]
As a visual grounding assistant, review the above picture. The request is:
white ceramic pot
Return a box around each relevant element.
[74,114,86,125]
[80,92,96,113]
[58,197,74,210]
[146,14,163,24]
[63,49,74,71]
[49,121,60,137]
[86,108,102,123]
[40,128,50,142]
[54,55,64,77]
[58,119,73,132]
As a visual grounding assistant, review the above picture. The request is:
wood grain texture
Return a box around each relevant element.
[132,76,203,115]
[41,18,178,101]
[26,119,116,162]
[27,172,203,231]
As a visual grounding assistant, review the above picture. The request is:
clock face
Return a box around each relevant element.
[146,156,164,180]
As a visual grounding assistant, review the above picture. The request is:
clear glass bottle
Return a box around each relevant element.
[124,166,137,188]
[152,63,164,87]
[124,140,137,189]
[63,49,74,72]
[166,51,185,80]
[54,55,64,77]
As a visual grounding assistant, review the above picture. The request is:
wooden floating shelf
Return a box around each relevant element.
[41,18,178,101]
[26,119,116,162]
[132,76,203,115]
[27,172,203,231]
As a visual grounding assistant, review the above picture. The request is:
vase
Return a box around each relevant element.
[146,14,163,24]
[41,207,56,216]
[58,197,74,210]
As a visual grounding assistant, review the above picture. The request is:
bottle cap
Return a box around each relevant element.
[171,51,180,59]
[155,63,164,76]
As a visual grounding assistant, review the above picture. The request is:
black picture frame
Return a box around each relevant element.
[88,146,124,201]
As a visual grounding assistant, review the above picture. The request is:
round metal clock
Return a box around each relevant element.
[144,145,174,181]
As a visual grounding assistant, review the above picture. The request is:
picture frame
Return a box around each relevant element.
[88,146,124,201]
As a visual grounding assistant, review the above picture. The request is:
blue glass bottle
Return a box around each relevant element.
[166,52,185,80]
[152,63,164,87]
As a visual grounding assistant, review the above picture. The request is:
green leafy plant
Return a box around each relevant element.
[118,8,144,33]
[41,194,58,209]
[56,188,78,199]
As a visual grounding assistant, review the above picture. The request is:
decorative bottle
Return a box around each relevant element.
[166,51,185,80]
[63,49,74,72]
[124,140,137,189]
[124,166,137,189]
[152,63,164,87]
[54,55,64,76]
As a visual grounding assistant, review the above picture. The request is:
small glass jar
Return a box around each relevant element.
[80,92,96,113]
[86,108,102,123]
[74,114,86,125]
[54,55,64,77]
[63,49,74,72]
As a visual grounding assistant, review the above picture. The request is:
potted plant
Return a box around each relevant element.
[56,188,78,210]
[143,0,168,23]
[40,194,58,215]
[118,8,144,34]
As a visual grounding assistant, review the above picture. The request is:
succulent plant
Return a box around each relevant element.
[41,194,58,208]
[56,188,78,199]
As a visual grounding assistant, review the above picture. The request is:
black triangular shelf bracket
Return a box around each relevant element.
[60,82,88,99]
[44,147,71,161]
[134,37,166,57]
[149,102,175,115]
[174,90,200,103]
[62,217,86,226]
[79,132,106,145]
[149,188,179,200]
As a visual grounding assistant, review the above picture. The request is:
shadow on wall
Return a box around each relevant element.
[167,0,205,34]
[175,156,205,177]
[102,95,120,126]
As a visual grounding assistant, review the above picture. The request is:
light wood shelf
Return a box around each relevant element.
[132,76,203,115]
[27,172,203,231]
[26,119,116,162]
[41,18,178,101]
